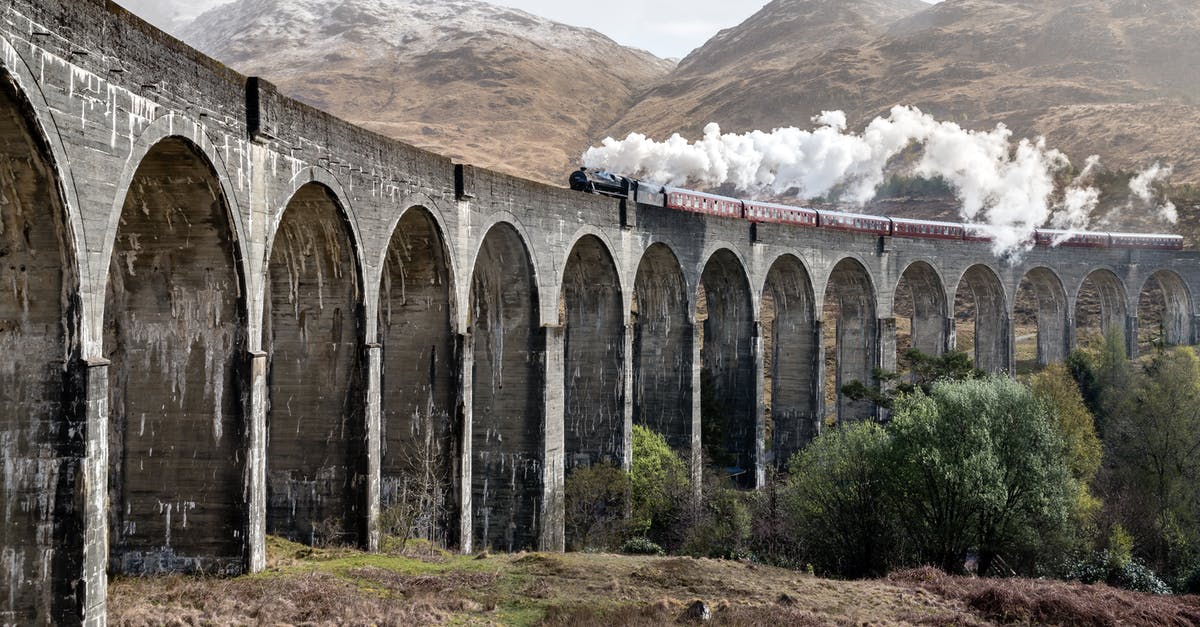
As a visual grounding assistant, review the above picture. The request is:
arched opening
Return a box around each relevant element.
[822,258,877,424]
[631,244,692,457]
[470,223,542,552]
[105,137,246,574]
[1014,268,1069,371]
[954,265,1009,374]
[894,262,947,373]
[698,249,756,486]
[0,75,78,621]
[762,255,817,469]
[380,207,457,548]
[561,236,625,472]
[1075,269,1127,350]
[264,183,364,547]
[1137,270,1192,353]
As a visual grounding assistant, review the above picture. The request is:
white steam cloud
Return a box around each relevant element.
[1129,162,1177,224]
[583,106,1175,256]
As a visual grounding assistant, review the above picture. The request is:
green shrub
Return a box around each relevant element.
[682,484,752,560]
[630,425,690,546]
[1065,551,1172,595]
[621,536,665,556]
[564,463,630,552]
[890,377,1077,576]
[783,422,901,578]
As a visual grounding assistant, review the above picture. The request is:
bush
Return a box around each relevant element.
[682,482,752,560]
[890,377,1077,576]
[620,536,665,556]
[782,422,901,578]
[630,425,690,547]
[564,463,630,552]
[1065,551,1172,595]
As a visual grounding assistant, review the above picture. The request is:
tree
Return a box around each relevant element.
[1104,347,1200,578]
[1094,329,1133,436]
[630,425,690,546]
[783,422,901,577]
[890,377,1076,575]
[564,463,630,551]
[1029,363,1104,561]
[842,348,979,411]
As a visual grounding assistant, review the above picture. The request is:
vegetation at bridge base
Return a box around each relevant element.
[1072,339,1200,592]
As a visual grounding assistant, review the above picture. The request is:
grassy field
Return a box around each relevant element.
[107,537,1200,626]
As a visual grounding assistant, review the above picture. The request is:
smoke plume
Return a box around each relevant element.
[1129,162,1177,224]
[582,106,1148,256]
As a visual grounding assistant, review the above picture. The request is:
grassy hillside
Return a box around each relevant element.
[108,537,1200,625]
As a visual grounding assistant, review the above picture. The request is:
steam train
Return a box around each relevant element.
[569,168,1184,251]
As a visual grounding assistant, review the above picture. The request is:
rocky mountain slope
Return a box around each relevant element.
[610,0,929,140]
[605,0,1200,188]
[180,0,673,183]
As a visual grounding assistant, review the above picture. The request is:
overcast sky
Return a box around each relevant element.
[117,0,939,59]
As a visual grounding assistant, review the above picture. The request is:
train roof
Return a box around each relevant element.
[819,208,883,218]
[1107,232,1182,238]
[743,199,817,212]
[662,186,742,203]
[891,217,965,228]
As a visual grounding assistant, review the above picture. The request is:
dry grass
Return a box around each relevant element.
[891,566,1200,627]
[109,539,1200,626]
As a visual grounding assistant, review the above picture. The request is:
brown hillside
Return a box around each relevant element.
[180,0,673,184]
[606,0,1200,189]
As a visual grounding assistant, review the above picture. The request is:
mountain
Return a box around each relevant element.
[609,0,929,139]
[180,0,673,183]
[604,0,1200,189]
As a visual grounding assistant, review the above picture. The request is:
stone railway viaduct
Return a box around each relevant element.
[3,1,1200,623]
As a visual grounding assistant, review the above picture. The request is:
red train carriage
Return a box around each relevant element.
[744,200,818,227]
[963,224,996,243]
[891,218,965,240]
[1034,229,1110,248]
[569,171,1185,253]
[664,187,743,218]
[817,209,891,235]
[1110,232,1185,251]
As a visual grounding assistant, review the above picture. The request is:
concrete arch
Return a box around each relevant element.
[696,239,757,315]
[467,211,543,324]
[954,264,1010,374]
[1016,267,1070,366]
[895,260,949,359]
[375,196,458,293]
[469,221,544,552]
[0,59,83,622]
[698,248,757,485]
[560,235,626,476]
[101,119,251,310]
[0,38,88,350]
[630,242,694,459]
[268,167,366,281]
[104,135,248,575]
[379,205,459,547]
[823,257,878,423]
[557,226,626,311]
[1137,269,1194,349]
[1074,268,1128,348]
[761,253,818,467]
[263,182,366,548]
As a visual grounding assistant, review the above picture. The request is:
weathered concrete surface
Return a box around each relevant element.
[104,137,247,575]
[562,236,626,472]
[379,207,457,547]
[469,223,544,552]
[265,183,364,547]
[3,1,1200,623]
[0,74,80,624]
